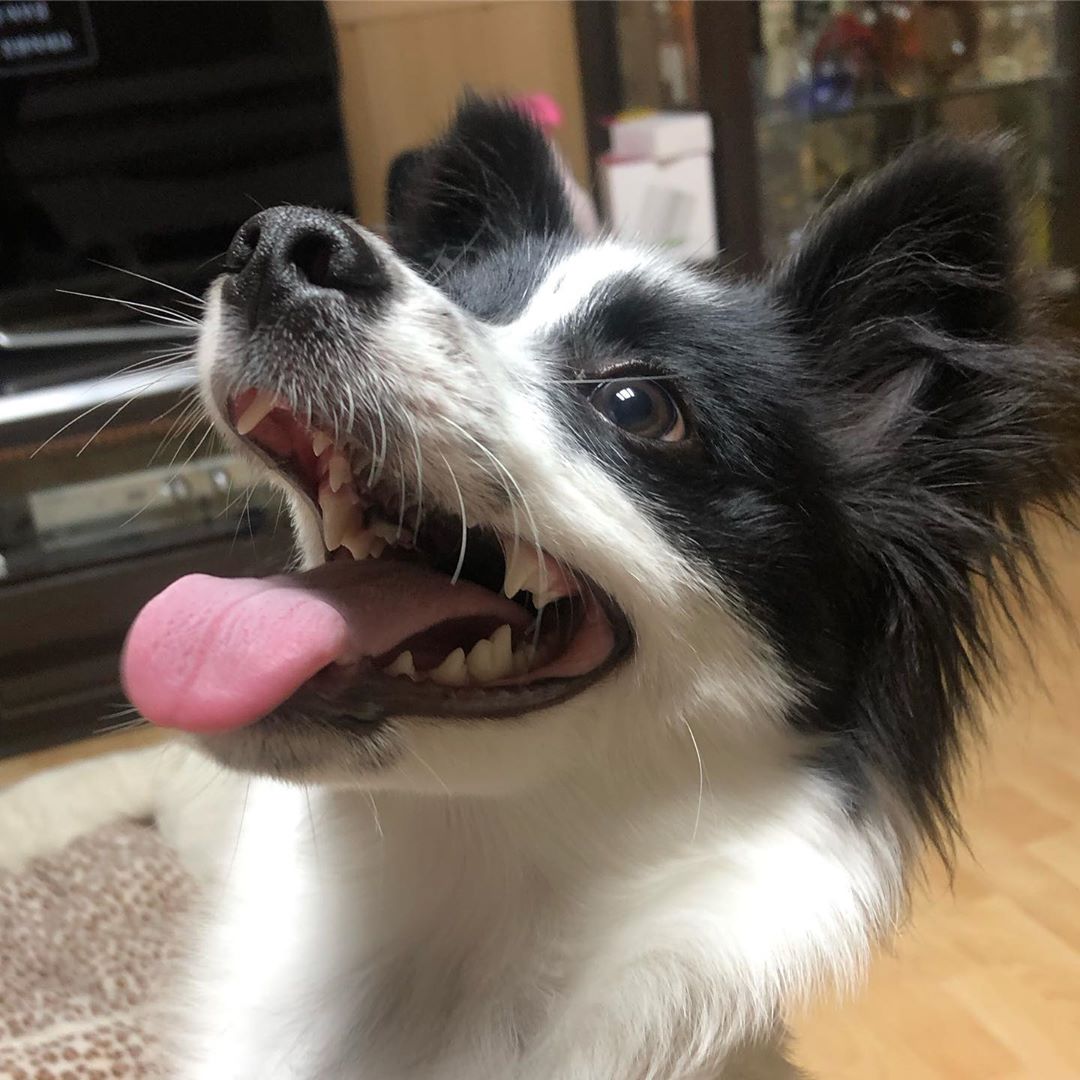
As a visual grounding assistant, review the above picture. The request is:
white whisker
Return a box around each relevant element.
[56,288,199,326]
[406,745,452,796]
[33,368,178,458]
[439,453,469,586]
[88,259,205,305]
[367,792,384,840]
[680,716,706,843]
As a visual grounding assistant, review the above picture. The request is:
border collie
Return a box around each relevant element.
[122,99,1080,1078]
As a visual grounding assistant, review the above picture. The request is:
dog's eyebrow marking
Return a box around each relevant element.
[511,245,644,336]
[510,245,726,344]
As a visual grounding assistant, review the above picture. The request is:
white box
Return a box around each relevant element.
[600,112,718,261]
[608,112,714,163]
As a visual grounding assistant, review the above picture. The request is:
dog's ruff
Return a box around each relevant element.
[121,100,1080,1078]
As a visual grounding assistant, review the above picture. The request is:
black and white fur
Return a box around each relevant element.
[178,100,1080,1078]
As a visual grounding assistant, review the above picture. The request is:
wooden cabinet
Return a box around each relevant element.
[328,0,589,227]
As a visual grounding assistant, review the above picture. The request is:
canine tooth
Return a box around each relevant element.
[328,452,352,493]
[319,483,359,550]
[311,430,333,456]
[502,543,541,598]
[385,651,417,680]
[428,647,468,687]
[235,390,277,435]
[369,538,387,559]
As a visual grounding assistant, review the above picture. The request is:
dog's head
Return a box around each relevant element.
[124,100,1079,844]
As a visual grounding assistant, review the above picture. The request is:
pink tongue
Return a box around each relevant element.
[121,563,527,733]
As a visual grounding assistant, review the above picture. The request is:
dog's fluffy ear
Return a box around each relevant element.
[770,138,1079,504]
[772,138,1021,344]
[774,141,1080,851]
[388,95,575,271]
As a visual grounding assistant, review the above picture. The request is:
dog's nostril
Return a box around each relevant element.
[289,233,335,289]
[224,221,260,273]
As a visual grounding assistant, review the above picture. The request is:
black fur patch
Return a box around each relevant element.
[388,95,576,321]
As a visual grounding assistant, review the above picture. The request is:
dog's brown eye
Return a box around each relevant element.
[588,380,686,442]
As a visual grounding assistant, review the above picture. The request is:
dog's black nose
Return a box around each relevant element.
[224,206,388,328]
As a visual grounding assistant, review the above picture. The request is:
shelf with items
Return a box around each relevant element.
[760,70,1066,128]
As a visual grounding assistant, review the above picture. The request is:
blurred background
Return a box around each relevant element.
[0,4,1078,1075]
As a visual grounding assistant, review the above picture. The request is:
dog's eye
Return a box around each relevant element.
[588,380,686,442]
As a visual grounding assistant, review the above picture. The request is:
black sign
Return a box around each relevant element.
[0,1,96,78]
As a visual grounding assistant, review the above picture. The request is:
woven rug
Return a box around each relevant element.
[0,744,233,1079]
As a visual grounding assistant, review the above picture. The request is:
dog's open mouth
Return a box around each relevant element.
[121,388,631,733]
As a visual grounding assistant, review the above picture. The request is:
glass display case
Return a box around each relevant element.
[755,1,1064,266]
[581,1,1079,320]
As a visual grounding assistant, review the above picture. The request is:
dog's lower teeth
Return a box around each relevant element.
[466,638,497,681]
[385,625,523,686]
[429,647,468,686]
[466,624,516,683]
[385,650,418,680]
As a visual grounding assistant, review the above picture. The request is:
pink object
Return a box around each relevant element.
[512,92,563,132]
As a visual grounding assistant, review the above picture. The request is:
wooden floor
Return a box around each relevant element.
[794,521,1080,1079]
[3,527,1079,1079]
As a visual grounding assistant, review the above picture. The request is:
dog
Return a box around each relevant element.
[122,99,1080,1078]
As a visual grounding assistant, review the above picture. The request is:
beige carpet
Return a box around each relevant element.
[0,742,235,1080]
[0,819,194,1078]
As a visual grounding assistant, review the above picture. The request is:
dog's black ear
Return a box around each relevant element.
[388,95,575,271]
[773,142,1080,852]
[769,139,1075,480]
[773,138,1021,344]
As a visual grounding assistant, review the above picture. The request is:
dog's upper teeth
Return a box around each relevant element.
[501,543,567,609]
[502,543,542,599]
[371,520,404,544]
[235,390,278,435]
[319,482,361,551]
[328,452,352,493]
[311,430,333,457]
[428,647,468,687]
[531,586,562,610]
[342,523,375,560]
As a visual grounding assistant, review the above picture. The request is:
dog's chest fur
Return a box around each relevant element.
[178,750,896,1080]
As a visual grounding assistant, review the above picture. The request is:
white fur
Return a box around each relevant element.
[176,235,908,1077]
